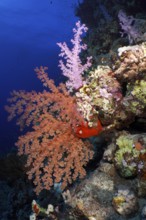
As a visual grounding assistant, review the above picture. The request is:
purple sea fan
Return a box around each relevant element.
[57,21,92,92]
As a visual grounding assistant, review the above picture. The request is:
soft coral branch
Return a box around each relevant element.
[57,21,92,91]
[5,66,93,194]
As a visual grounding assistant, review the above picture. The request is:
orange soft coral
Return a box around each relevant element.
[5,66,93,194]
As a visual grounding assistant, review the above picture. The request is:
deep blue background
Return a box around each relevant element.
[0,0,81,153]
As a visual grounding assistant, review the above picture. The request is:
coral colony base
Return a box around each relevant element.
[5,12,146,219]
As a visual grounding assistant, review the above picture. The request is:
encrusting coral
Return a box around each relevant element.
[5,66,93,194]
[76,65,122,127]
[114,135,140,178]
[115,42,146,81]
[114,43,146,118]
[114,133,146,178]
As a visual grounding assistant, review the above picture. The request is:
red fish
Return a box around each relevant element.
[75,119,103,138]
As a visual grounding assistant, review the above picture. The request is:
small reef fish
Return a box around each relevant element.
[75,119,103,138]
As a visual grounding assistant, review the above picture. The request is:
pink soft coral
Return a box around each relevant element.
[57,21,92,92]
[5,66,93,194]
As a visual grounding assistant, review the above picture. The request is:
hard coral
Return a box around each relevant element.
[115,43,146,82]
[114,134,146,178]
[76,65,122,127]
[114,135,140,178]
[5,66,93,194]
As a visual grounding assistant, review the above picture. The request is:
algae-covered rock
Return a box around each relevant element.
[114,134,146,178]
[114,135,140,178]
[113,186,139,217]
[114,134,146,179]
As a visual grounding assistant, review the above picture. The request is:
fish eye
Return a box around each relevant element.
[79,130,83,134]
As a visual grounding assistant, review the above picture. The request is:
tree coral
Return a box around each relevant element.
[5,66,93,194]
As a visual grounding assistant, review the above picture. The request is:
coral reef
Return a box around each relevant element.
[76,41,146,131]
[62,133,146,219]
[6,20,146,198]
[75,0,146,66]
[5,1,146,218]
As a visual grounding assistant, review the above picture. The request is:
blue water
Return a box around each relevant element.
[0,0,80,154]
